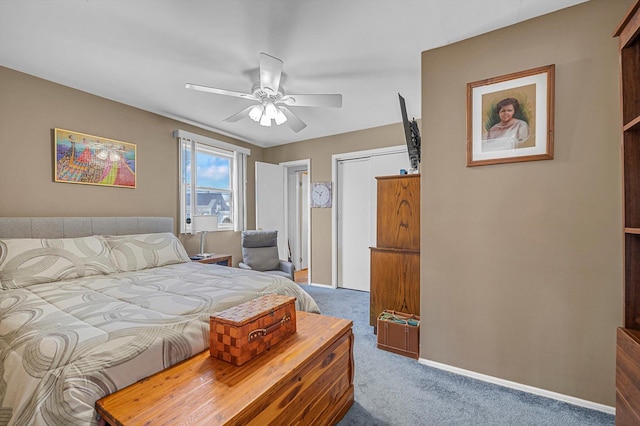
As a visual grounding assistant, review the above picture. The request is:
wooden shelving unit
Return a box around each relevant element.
[614,1,640,424]
[369,174,420,331]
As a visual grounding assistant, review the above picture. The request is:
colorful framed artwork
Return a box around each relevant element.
[466,64,555,167]
[54,128,137,188]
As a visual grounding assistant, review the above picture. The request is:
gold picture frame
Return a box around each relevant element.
[54,128,136,188]
[466,65,555,167]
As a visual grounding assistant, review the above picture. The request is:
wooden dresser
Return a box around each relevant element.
[614,1,640,424]
[369,174,420,330]
[96,312,354,425]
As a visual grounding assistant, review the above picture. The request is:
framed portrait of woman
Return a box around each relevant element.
[466,64,555,167]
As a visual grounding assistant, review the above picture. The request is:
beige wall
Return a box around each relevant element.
[421,0,629,406]
[0,64,403,276]
[263,123,408,285]
[0,66,265,265]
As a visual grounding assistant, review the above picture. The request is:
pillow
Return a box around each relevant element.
[103,232,190,272]
[242,246,280,271]
[242,230,278,248]
[241,230,280,271]
[0,236,116,289]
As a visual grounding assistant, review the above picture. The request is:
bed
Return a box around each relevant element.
[0,217,320,426]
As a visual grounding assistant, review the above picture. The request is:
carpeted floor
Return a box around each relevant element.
[300,284,614,426]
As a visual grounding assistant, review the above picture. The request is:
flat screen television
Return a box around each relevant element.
[398,93,421,172]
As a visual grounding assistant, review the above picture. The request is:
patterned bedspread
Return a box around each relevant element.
[0,262,320,425]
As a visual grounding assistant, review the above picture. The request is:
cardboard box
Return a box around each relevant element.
[376,310,419,359]
[210,294,296,366]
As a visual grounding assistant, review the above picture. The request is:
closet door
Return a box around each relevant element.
[337,157,372,291]
[336,152,409,291]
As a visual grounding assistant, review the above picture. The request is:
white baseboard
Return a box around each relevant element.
[418,358,615,415]
[308,283,334,288]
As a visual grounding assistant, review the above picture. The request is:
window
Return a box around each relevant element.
[175,130,250,234]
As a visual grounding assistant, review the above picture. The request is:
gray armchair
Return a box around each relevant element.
[238,230,295,281]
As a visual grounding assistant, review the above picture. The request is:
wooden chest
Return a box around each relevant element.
[96,312,354,426]
[210,294,296,366]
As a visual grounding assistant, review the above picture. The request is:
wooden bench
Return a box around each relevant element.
[96,311,354,425]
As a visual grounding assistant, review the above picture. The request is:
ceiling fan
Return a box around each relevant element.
[186,52,342,133]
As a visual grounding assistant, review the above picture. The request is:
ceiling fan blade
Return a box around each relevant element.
[281,107,307,133]
[223,105,254,123]
[186,83,256,100]
[278,94,342,108]
[259,52,283,95]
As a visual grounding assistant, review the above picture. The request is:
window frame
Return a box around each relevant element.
[175,130,250,234]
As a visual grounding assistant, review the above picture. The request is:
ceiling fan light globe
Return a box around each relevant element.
[265,102,278,120]
[249,105,263,122]
[275,108,287,125]
[259,114,272,127]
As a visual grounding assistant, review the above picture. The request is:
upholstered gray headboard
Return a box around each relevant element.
[0,217,174,239]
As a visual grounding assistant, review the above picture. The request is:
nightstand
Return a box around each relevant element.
[192,254,232,267]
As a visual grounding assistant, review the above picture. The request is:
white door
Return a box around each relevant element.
[287,169,309,271]
[337,158,372,291]
[336,151,409,291]
[299,172,309,270]
[255,161,286,260]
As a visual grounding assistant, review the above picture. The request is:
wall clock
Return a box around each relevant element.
[311,181,332,208]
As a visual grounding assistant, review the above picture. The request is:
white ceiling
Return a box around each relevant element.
[0,0,587,148]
